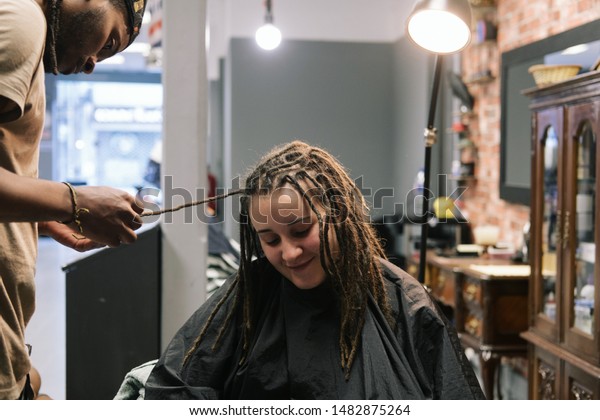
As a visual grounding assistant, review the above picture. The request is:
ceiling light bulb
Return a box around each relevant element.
[255,23,282,51]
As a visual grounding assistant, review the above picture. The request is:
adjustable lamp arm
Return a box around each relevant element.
[417,54,444,285]
[406,0,472,284]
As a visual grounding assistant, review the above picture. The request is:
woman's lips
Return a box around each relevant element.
[288,259,312,270]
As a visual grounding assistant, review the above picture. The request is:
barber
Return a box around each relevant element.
[0,0,148,399]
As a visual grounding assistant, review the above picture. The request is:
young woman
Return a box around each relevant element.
[145,140,484,400]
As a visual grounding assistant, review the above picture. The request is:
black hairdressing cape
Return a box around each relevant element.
[145,258,484,400]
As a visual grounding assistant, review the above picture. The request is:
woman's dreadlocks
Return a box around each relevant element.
[182,140,395,379]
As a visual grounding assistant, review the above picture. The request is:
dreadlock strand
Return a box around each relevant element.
[264,159,303,179]
[141,189,242,217]
[182,276,240,366]
[282,175,337,280]
[237,210,255,365]
[344,311,366,379]
[46,0,62,75]
[298,172,342,281]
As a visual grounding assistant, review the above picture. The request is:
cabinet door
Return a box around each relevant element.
[531,108,563,341]
[563,362,600,400]
[563,100,599,363]
[425,263,464,332]
[529,344,561,400]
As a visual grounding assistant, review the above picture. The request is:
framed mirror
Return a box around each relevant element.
[500,19,600,206]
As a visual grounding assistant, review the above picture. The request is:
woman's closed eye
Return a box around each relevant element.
[292,227,311,238]
[261,228,310,245]
[262,235,280,246]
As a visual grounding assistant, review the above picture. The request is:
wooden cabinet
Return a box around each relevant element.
[409,255,466,332]
[522,71,600,399]
[460,268,528,348]
[459,266,528,399]
[408,253,529,398]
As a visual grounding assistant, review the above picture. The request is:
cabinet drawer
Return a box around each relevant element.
[464,312,483,339]
[430,267,456,308]
[462,278,482,307]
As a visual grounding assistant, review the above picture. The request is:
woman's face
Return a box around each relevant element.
[249,185,339,289]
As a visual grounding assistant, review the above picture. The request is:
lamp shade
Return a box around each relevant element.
[407,0,472,54]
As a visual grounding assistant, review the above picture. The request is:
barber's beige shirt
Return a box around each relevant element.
[0,0,46,399]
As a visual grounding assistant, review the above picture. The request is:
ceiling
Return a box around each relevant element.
[97,0,416,77]
[209,0,411,43]
[206,0,414,78]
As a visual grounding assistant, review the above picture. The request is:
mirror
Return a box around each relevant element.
[499,19,600,206]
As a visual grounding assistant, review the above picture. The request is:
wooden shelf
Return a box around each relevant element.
[449,175,476,182]
[469,0,496,11]
[471,39,496,47]
[465,74,495,85]
[455,110,477,119]
[471,5,496,15]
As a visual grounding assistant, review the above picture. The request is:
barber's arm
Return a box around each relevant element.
[0,167,144,248]
[38,221,104,252]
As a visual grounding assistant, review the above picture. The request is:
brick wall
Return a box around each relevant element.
[459,0,599,246]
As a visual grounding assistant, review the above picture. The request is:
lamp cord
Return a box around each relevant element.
[265,0,273,23]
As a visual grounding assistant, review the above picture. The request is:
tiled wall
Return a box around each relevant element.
[459,0,600,247]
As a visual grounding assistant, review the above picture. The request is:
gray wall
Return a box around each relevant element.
[223,38,396,235]
[208,77,224,189]
[230,39,393,192]
[391,38,451,207]
[222,37,447,243]
[391,37,431,209]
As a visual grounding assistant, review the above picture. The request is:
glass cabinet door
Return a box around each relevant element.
[564,100,599,362]
[573,121,595,336]
[532,108,563,340]
[541,125,559,322]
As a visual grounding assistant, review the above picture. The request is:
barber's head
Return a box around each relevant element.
[44,0,147,75]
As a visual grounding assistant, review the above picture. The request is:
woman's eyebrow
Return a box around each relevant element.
[255,228,273,234]
[288,216,312,226]
[287,215,312,226]
[255,216,312,234]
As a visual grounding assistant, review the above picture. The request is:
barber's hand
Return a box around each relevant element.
[67,186,144,248]
[39,221,104,252]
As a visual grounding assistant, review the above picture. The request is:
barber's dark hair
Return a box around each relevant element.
[109,0,129,22]
[183,140,394,379]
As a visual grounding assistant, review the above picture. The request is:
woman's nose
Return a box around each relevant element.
[281,240,302,263]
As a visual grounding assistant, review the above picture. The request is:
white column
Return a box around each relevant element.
[161,0,208,348]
